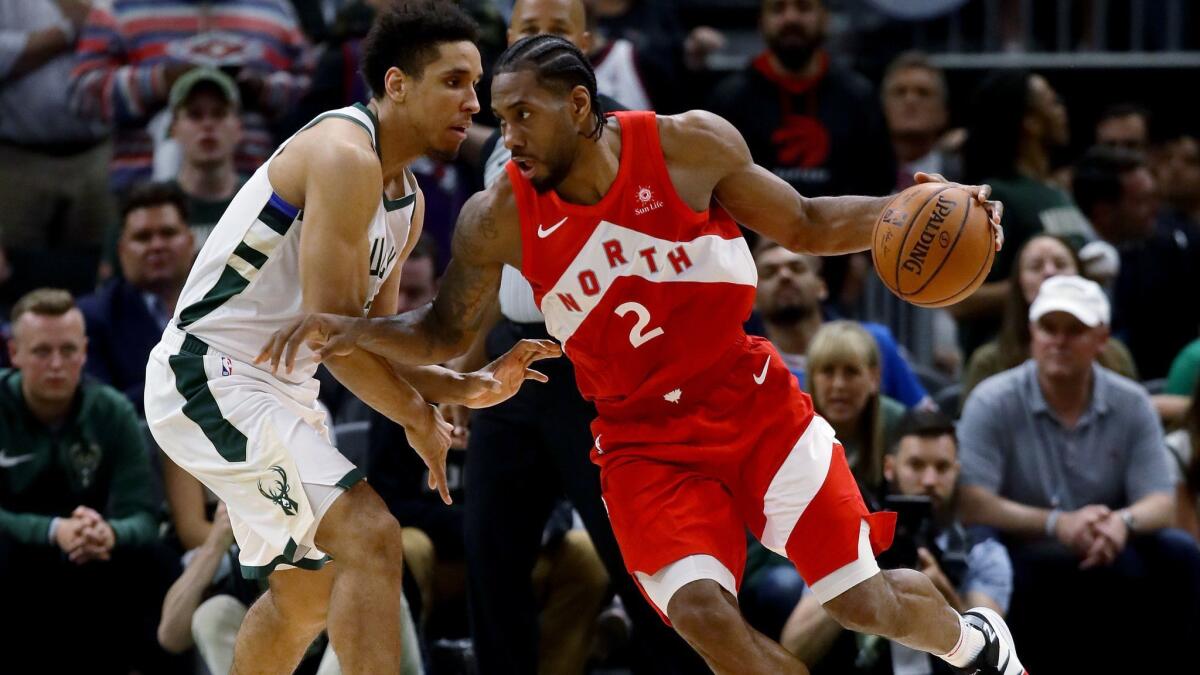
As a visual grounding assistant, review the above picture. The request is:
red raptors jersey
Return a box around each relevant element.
[508,111,758,417]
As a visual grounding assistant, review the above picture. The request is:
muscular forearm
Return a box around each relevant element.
[389,364,472,405]
[357,303,475,366]
[959,486,1053,538]
[158,541,228,653]
[444,298,501,373]
[1127,491,1175,533]
[790,195,891,256]
[324,349,433,428]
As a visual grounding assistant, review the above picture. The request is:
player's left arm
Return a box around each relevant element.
[368,189,550,408]
[672,111,998,254]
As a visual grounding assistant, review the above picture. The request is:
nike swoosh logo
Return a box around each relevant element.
[0,450,35,468]
[537,217,568,238]
[753,355,771,385]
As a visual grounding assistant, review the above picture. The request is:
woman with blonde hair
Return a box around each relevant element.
[807,320,907,497]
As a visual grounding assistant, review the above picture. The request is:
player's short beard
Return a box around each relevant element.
[531,150,573,194]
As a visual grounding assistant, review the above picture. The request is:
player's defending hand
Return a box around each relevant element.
[256,312,364,374]
[914,172,1005,252]
[456,339,562,409]
[406,404,455,505]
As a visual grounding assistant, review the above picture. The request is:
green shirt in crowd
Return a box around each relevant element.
[0,369,158,547]
[171,177,247,252]
[1167,338,1200,396]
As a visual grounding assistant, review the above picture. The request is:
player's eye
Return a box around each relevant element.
[519,110,531,120]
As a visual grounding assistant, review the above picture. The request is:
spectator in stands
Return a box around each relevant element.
[709,0,894,312]
[782,410,1012,674]
[957,275,1198,672]
[586,0,724,112]
[168,68,245,251]
[808,322,907,494]
[1168,338,1200,397]
[1075,145,1200,379]
[881,51,959,190]
[954,70,1092,356]
[962,234,1137,405]
[1158,132,1200,224]
[0,288,178,672]
[0,1,115,300]
[79,182,193,413]
[865,50,962,380]
[1168,378,1200,541]
[1094,103,1151,154]
[70,0,311,192]
[754,241,929,408]
[741,321,906,641]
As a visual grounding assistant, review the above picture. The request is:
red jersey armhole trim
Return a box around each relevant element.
[624,111,710,225]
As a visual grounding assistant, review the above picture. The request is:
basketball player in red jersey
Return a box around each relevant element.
[260,35,1025,675]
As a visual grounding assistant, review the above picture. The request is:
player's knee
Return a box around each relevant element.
[343,510,405,570]
[666,580,743,645]
[319,485,404,570]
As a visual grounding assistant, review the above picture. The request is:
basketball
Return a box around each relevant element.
[871,182,996,308]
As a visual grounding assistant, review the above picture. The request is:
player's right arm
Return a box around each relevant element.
[288,131,454,501]
[259,181,529,371]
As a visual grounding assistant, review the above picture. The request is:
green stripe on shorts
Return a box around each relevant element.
[168,352,248,462]
[240,537,331,579]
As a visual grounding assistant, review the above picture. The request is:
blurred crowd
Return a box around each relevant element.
[2,1,1199,674]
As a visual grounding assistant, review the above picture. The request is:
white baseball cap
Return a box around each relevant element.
[1029,274,1110,327]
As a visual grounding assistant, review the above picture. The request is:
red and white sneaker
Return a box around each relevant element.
[957,607,1028,675]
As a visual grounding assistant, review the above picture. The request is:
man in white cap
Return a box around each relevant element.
[955,274,1197,673]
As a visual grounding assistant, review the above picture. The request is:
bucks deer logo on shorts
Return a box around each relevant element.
[258,465,299,516]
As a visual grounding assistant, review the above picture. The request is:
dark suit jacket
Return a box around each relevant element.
[78,279,166,414]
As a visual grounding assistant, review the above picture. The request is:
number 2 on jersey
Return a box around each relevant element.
[614,302,664,348]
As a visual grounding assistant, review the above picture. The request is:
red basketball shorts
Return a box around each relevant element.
[590,336,896,623]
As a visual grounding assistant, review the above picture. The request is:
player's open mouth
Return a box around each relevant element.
[513,157,536,178]
[448,125,468,139]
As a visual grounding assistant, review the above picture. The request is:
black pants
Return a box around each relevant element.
[0,533,189,674]
[464,319,707,674]
[1007,528,1200,673]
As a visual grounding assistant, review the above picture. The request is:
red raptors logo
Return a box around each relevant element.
[771,115,831,167]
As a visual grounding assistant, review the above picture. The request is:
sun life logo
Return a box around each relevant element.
[634,185,664,216]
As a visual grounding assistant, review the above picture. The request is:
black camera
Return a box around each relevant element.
[876,494,970,589]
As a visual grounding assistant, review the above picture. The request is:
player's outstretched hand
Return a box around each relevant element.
[914,172,1005,252]
[457,339,562,409]
[405,404,455,505]
[255,312,363,374]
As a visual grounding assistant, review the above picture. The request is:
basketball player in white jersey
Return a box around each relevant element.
[143,3,559,673]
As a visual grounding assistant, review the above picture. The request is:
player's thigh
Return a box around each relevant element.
[313,480,403,563]
[601,456,747,622]
[750,416,895,606]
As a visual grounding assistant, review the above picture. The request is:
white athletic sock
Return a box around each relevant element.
[938,614,986,668]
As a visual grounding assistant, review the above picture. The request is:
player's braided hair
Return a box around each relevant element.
[494,34,606,141]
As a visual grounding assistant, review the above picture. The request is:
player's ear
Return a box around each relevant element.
[569,85,591,127]
[578,31,594,54]
[385,67,408,103]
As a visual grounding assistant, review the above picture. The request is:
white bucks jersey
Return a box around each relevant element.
[172,104,413,383]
